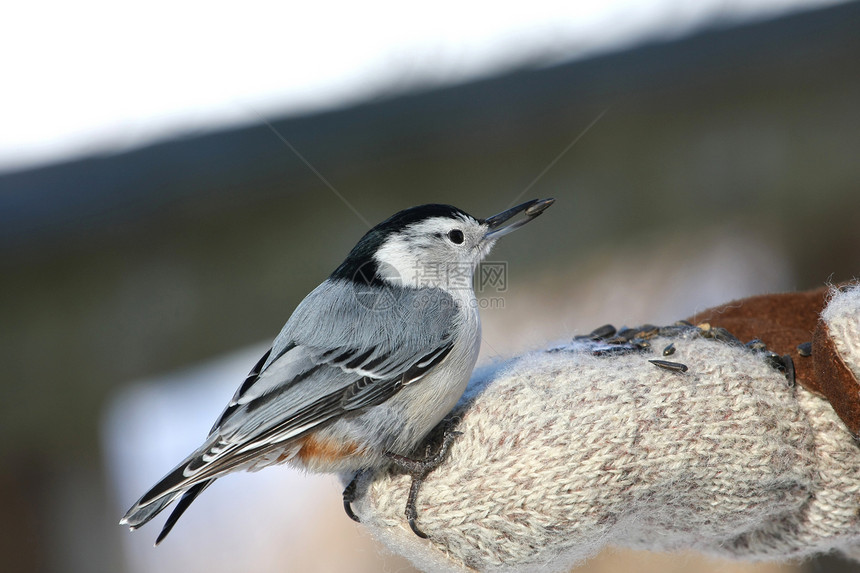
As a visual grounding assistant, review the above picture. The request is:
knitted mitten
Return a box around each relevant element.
[351,285,860,572]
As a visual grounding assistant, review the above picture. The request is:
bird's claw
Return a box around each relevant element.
[385,425,462,538]
[408,517,428,539]
[342,472,362,523]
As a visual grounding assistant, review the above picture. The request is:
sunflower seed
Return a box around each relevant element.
[710,327,742,346]
[616,327,638,341]
[649,359,688,373]
[783,354,796,387]
[635,324,659,339]
[658,325,690,337]
[588,324,617,341]
[765,352,785,371]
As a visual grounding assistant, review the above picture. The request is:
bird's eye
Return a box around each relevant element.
[447,229,465,244]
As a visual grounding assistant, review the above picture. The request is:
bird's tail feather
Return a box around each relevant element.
[120,489,183,530]
[120,430,285,540]
[120,476,216,545]
[155,480,213,545]
[119,447,214,527]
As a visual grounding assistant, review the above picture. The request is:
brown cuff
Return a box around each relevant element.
[813,314,860,436]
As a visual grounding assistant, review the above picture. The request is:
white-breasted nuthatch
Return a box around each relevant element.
[120,198,554,543]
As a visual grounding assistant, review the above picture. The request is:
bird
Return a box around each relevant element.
[120,198,555,544]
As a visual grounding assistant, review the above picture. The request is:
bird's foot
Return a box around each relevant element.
[342,470,364,523]
[385,426,462,538]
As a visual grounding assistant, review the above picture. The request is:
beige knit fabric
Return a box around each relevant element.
[352,286,860,573]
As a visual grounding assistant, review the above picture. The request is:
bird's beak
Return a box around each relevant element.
[482,198,555,240]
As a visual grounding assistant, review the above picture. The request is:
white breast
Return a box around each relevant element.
[388,287,481,453]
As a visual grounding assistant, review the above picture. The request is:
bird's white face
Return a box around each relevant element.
[373,215,494,291]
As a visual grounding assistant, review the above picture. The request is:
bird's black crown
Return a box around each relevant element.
[330,204,474,285]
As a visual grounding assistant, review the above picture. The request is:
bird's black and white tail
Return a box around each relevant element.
[120,451,218,545]
[121,348,278,543]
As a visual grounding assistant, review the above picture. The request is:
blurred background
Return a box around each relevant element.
[2,0,859,571]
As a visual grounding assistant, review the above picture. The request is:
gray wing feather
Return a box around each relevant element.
[268,279,457,368]
[215,279,457,449]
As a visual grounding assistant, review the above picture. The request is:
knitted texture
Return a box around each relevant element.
[352,285,860,572]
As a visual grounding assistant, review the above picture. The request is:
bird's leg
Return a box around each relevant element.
[385,426,462,538]
[342,470,365,523]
